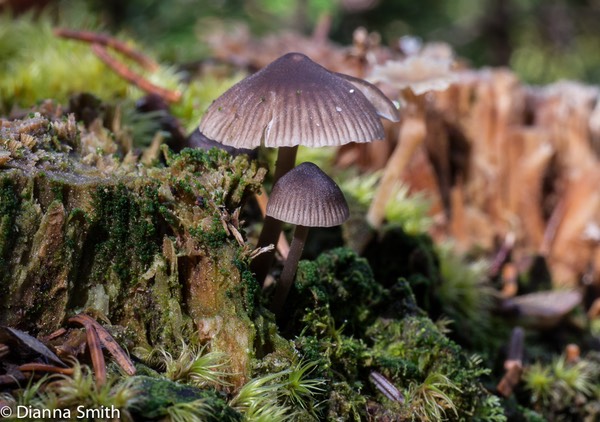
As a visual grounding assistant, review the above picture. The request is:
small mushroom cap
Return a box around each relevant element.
[503,290,582,329]
[267,162,349,227]
[199,52,399,150]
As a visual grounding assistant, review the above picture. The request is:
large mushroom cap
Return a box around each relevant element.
[267,161,349,227]
[199,52,399,149]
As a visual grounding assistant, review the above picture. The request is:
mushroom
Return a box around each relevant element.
[501,289,582,329]
[266,162,349,316]
[199,52,399,284]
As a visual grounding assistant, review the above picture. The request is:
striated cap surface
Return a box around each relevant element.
[266,162,349,227]
[199,52,399,149]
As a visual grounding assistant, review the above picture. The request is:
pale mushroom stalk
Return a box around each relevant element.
[270,224,309,316]
[273,146,298,186]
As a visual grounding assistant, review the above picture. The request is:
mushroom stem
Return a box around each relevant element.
[251,146,299,285]
[270,224,309,316]
[273,146,298,186]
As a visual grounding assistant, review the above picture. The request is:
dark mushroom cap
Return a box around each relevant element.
[199,52,399,149]
[266,162,349,227]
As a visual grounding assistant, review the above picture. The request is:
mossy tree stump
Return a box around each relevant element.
[0,110,266,386]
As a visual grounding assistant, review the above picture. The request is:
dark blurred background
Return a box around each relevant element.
[4,0,600,85]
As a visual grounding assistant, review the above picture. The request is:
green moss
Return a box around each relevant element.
[521,353,600,420]
[233,254,260,317]
[292,248,385,337]
[367,316,500,420]
[0,177,19,293]
[190,217,229,250]
[89,183,162,284]
[130,376,241,421]
[286,247,502,420]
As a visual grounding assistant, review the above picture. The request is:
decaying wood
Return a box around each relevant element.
[0,108,267,388]
[337,53,600,288]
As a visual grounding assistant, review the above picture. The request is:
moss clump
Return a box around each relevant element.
[286,247,503,420]
[291,247,386,337]
[367,317,498,420]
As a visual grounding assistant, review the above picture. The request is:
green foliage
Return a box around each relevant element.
[436,244,499,350]
[279,361,326,416]
[165,398,215,422]
[293,247,385,337]
[151,342,232,389]
[523,355,600,419]
[290,247,501,420]
[4,363,139,420]
[0,15,128,113]
[230,371,292,421]
[406,372,460,421]
[341,173,432,235]
[0,14,241,132]
[0,177,19,292]
[474,395,508,422]
[367,316,500,420]
[90,183,162,283]
[524,362,554,406]
[230,360,325,421]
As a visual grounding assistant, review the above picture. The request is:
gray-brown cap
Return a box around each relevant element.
[199,52,399,149]
[267,162,349,227]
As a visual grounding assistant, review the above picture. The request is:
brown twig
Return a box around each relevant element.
[69,314,136,376]
[18,363,75,375]
[92,326,136,376]
[41,327,67,342]
[87,326,107,387]
[312,13,331,44]
[91,44,181,103]
[501,262,518,298]
[489,232,515,277]
[54,28,159,72]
